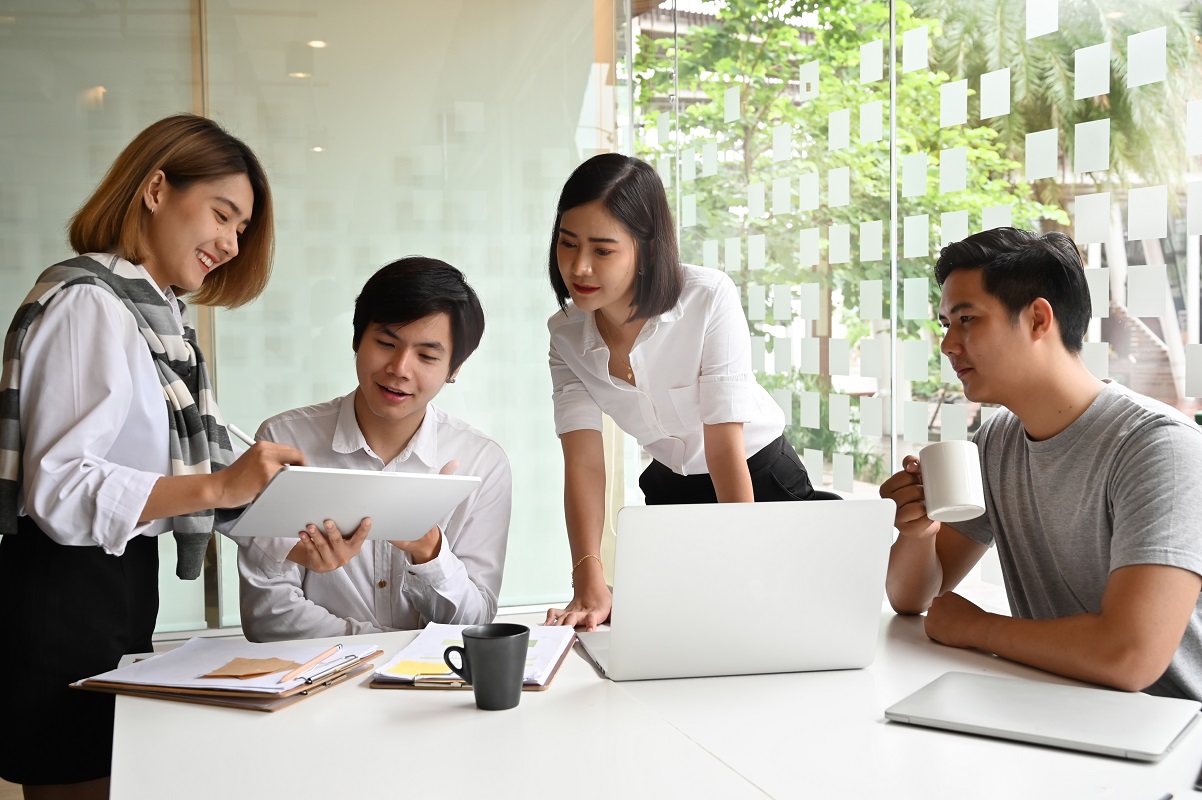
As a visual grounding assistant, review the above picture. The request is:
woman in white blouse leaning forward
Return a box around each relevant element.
[543,153,826,632]
[0,115,306,800]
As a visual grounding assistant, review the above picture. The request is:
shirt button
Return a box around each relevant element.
[377,580,387,588]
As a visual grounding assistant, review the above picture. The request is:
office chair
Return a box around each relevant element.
[810,489,843,500]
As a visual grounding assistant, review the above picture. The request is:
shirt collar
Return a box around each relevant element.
[332,390,440,468]
[576,298,685,357]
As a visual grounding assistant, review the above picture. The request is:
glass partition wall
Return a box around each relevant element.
[1,0,1199,632]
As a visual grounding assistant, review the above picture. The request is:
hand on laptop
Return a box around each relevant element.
[879,456,940,541]
[545,585,612,631]
[286,517,372,573]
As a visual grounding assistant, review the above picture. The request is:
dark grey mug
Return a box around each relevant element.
[443,623,529,710]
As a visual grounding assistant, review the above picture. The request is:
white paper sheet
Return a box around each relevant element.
[903,152,928,198]
[860,220,884,262]
[860,279,884,321]
[942,210,969,246]
[940,80,968,128]
[1127,184,1167,241]
[940,147,967,194]
[1074,191,1111,245]
[829,224,851,265]
[903,26,929,73]
[980,68,1011,119]
[860,100,884,144]
[800,227,820,267]
[375,624,574,687]
[904,214,930,259]
[829,108,851,151]
[1127,264,1167,318]
[1074,119,1110,174]
[1025,128,1058,180]
[829,167,850,207]
[1074,42,1110,99]
[1127,27,1167,88]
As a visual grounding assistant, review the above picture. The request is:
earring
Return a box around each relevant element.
[447,377,456,384]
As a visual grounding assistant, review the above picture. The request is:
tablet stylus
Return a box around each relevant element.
[227,423,256,447]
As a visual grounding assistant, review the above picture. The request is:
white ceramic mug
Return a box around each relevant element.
[918,440,985,523]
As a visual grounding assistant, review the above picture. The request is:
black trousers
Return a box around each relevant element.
[0,515,159,785]
[639,434,819,504]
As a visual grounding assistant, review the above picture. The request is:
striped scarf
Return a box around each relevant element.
[0,254,235,579]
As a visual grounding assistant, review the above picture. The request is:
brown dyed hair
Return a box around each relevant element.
[68,114,274,308]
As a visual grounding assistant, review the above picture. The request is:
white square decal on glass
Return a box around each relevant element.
[980,406,1000,426]
[748,233,766,271]
[703,239,719,270]
[799,283,820,320]
[1186,344,1202,398]
[829,108,851,151]
[1127,184,1167,241]
[860,279,884,321]
[1074,119,1110,174]
[982,204,1012,231]
[860,396,883,438]
[1189,180,1202,236]
[751,336,765,372]
[1085,267,1110,318]
[904,339,929,382]
[941,353,959,384]
[1026,128,1058,180]
[903,26,929,73]
[1082,341,1109,379]
[657,155,672,187]
[861,40,883,84]
[902,153,928,198]
[1074,42,1110,99]
[799,228,820,268]
[905,401,930,445]
[860,100,884,144]
[860,338,887,381]
[724,86,741,123]
[774,335,793,374]
[941,404,969,442]
[800,338,820,375]
[828,167,850,207]
[1190,100,1202,156]
[773,284,792,322]
[940,80,968,128]
[904,277,930,321]
[940,147,967,194]
[860,220,884,262]
[773,389,793,422]
[702,142,718,176]
[682,195,696,227]
[1127,264,1167,318]
[724,237,741,273]
[904,214,930,259]
[980,68,1011,119]
[773,123,792,162]
[748,181,765,217]
[1027,0,1058,39]
[830,338,851,376]
[772,177,792,216]
[832,454,854,494]
[657,113,671,146]
[829,394,851,433]
[799,172,820,212]
[799,61,820,103]
[747,284,766,321]
[829,224,851,265]
[1127,27,1167,88]
[800,392,821,429]
[942,210,969,246]
[682,148,697,183]
[1074,191,1111,244]
[803,448,824,481]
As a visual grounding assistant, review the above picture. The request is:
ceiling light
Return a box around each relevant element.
[307,40,327,48]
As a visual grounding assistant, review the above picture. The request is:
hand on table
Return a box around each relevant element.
[924,590,989,649]
[545,585,613,632]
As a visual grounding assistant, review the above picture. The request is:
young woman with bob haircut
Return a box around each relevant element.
[0,114,306,799]
[543,153,821,632]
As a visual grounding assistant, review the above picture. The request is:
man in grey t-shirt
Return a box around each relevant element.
[881,227,1202,699]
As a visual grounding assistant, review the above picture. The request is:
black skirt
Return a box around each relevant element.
[638,434,822,504]
[0,514,159,785]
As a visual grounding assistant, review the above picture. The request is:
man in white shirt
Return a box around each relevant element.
[237,257,512,641]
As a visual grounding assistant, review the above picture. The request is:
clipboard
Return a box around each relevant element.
[368,635,574,692]
[78,660,380,712]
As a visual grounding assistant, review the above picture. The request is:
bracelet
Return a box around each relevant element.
[571,553,603,587]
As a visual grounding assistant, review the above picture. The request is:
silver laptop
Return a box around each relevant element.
[576,499,894,681]
[885,671,1202,761]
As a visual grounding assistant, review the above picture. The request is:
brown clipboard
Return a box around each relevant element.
[368,634,576,692]
[73,651,383,712]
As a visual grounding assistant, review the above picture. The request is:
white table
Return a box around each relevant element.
[112,609,1202,799]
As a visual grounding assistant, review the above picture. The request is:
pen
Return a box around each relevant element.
[227,423,256,447]
[278,644,342,684]
[302,654,360,685]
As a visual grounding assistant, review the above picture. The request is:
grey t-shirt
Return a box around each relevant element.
[954,381,1202,700]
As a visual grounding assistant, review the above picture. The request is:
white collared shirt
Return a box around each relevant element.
[548,264,784,476]
[17,254,179,551]
[235,393,512,641]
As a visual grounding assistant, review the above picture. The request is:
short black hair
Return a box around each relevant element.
[353,257,485,376]
[934,227,1090,353]
[548,153,683,320]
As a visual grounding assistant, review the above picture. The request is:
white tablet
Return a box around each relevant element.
[229,466,482,541]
